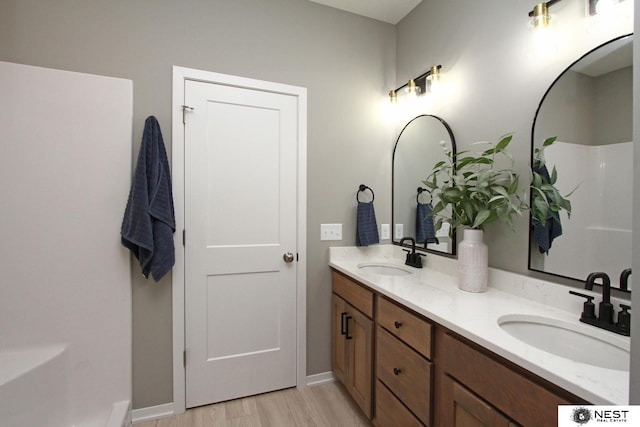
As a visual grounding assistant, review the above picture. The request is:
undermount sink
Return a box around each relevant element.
[498,314,630,371]
[357,262,414,276]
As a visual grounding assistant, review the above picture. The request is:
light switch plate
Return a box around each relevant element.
[381,224,390,240]
[321,223,342,241]
[394,224,404,239]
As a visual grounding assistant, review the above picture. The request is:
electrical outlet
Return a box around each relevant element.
[381,224,390,240]
[321,223,342,241]
[394,224,404,239]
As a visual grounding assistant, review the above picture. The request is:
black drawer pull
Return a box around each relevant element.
[340,312,348,335]
[393,368,402,376]
[345,316,353,340]
[394,321,403,329]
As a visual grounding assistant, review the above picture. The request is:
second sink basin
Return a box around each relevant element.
[357,262,413,276]
[498,314,630,371]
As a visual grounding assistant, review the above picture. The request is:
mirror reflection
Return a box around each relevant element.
[392,115,456,255]
[529,34,633,291]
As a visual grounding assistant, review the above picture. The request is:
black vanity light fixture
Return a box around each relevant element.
[389,65,442,103]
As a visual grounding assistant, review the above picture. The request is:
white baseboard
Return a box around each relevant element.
[132,373,336,424]
[131,403,174,424]
[306,371,335,386]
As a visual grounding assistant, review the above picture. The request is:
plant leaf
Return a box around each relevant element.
[472,210,491,229]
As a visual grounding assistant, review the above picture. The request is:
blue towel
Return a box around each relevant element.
[356,201,379,246]
[532,164,562,254]
[416,202,439,245]
[121,116,176,282]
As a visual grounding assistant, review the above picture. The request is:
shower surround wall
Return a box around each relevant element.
[0,61,132,426]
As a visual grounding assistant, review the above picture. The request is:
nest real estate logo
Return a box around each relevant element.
[559,406,639,425]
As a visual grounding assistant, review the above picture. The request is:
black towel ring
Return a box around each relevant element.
[417,187,432,203]
[357,184,375,202]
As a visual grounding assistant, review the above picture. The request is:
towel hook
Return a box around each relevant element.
[417,187,432,204]
[357,184,375,202]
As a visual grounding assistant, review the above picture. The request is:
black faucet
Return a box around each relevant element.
[620,268,632,291]
[569,271,630,336]
[399,237,424,269]
[586,272,614,324]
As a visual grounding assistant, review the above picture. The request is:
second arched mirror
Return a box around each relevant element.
[529,34,633,291]
[392,114,456,255]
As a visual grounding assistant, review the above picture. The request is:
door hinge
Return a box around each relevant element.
[182,229,186,246]
[181,105,194,124]
[183,349,186,367]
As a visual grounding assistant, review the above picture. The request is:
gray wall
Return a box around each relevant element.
[594,66,633,145]
[537,67,632,146]
[0,0,395,408]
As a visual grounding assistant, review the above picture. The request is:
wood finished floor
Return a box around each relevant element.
[135,382,373,427]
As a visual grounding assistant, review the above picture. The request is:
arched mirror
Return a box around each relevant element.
[392,114,456,255]
[529,34,633,292]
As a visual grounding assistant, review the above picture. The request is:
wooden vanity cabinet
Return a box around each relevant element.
[331,268,587,427]
[375,297,433,427]
[436,329,586,427]
[331,271,374,418]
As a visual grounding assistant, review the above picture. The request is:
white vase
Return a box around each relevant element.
[458,229,488,293]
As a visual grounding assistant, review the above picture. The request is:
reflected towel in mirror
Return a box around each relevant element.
[416,202,439,245]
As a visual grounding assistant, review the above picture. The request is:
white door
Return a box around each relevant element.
[184,79,299,408]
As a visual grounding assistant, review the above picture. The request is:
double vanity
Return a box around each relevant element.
[330,245,629,426]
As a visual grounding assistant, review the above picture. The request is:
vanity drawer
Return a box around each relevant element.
[375,380,423,427]
[441,332,576,427]
[376,326,432,425]
[377,296,432,359]
[332,270,373,318]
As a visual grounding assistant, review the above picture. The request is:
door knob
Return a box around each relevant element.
[283,252,295,263]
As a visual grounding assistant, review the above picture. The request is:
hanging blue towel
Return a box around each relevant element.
[121,116,176,282]
[356,201,379,246]
[532,164,562,254]
[416,202,439,245]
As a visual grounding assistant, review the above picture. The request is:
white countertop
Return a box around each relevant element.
[329,245,630,405]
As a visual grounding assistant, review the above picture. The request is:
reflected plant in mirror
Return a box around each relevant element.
[392,115,456,255]
[530,136,575,249]
[529,34,633,292]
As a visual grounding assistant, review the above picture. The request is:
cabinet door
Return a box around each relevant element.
[448,377,516,427]
[331,294,348,385]
[346,306,373,419]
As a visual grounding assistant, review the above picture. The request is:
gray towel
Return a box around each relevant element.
[121,116,175,282]
[356,201,379,246]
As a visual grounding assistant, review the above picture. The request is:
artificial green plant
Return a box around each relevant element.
[423,134,528,233]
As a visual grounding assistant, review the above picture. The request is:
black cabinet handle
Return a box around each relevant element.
[340,312,348,335]
[394,321,403,329]
[345,316,353,340]
[393,368,402,376]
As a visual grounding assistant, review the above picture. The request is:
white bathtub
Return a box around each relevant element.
[0,345,131,427]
